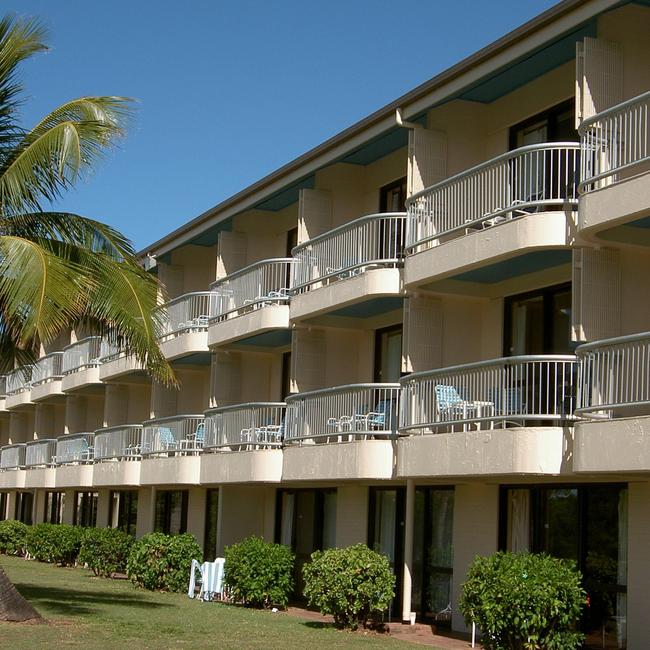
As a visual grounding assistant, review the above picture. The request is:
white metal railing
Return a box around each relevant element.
[0,375,7,397]
[399,355,577,434]
[0,443,26,469]
[577,332,650,417]
[204,403,286,450]
[141,415,205,456]
[156,292,218,340]
[291,213,407,294]
[285,383,401,444]
[405,143,580,253]
[31,352,64,386]
[98,338,122,363]
[6,366,32,395]
[24,439,57,467]
[209,259,294,321]
[94,424,143,460]
[579,91,650,193]
[62,337,103,374]
[54,432,94,465]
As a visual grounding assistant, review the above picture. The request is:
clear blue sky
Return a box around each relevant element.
[11,0,558,250]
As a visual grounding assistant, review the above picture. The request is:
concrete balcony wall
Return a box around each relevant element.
[200,450,283,484]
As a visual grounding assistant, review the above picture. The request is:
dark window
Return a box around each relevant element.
[285,227,298,257]
[499,484,628,649]
[74,491,98,527]
[154,490,188,535]
[504,283,572,356]
[15,492,33,525]
[281,351,292,399]
[0,493,7,521]
[380,177,407,213]
[44,491,64,524]
[109,490,138,535]
[374,325,403,383]
[204,489,219,560]
[509,99,577,150]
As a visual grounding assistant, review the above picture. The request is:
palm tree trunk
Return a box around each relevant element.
[0,564,42,622]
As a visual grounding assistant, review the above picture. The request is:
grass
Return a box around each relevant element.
[0,555,424,650]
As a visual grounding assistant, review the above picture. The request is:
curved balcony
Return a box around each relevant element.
[5,366,32,409]
[404,143,579,288]
[98,341,147,382]
[208,259,294,347]
[155,292,216,360]
[397,355,577,478]
[282,383,398,481]
[24,439,57,468]
[290,213,407,322]
[31,352,64,402]
[94,424,143,461]
[578,91,650,241]
[61,337,103,392]
[204,403,285,451]
[0,443,26,470]
[0,375,6,411]
[54,432,95,465]
[141,415,205,457]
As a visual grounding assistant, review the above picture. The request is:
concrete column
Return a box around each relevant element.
[402,479,415,623]
[451,483,499,633]
[62,489,76,524]
[627,481,650,650]
[187,487,206,549]
[336,485,369,547]
[262,487,276,542]
[136,487,156,538]
[6,492,17,520]
[96,489,111,528]
[33,490,46,524]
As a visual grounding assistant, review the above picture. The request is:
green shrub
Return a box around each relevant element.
[302,544,395,629]
[25,523,84,565]
[224,536,294,608]
[459,552,587,650]
[127,532,201,592]
[0,520,29,556]
[78,527,134,577]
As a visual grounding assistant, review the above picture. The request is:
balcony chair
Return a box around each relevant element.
[188,557,226,602]
[354,399,397,438]
[180,422,205,453]
[157,426,177,453]
[257,416,285,445]
[434,384,494,431]
[488,386,528,427]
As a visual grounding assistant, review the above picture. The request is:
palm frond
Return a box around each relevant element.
[0,96,134,214]
[0,234,90,344]
[0,211,135,258]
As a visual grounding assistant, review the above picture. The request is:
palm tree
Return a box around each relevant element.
[0,15,174,619]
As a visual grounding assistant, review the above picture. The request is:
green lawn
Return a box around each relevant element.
[0,555,422,650]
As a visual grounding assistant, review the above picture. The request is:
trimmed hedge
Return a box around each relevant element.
[0,520,29,556]
[224,536,294,608]
[302,544,395,629]
[25,523,84,566]
[459,552,586,650]
[127,532,201,592]
[78,527,134,577]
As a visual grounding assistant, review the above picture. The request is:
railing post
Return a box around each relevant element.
[402,478,415,624]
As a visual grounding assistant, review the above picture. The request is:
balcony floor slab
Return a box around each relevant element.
[0,470,25,489]
[55,464,94,488]
[62,367,101,393]
[208,305,290,348]
[200,449,283,484]
[93,460,141,487]
[397,427,573,478]
[159,331,209,361]
[24,467,55,489]
[139,455,201,485]
[31,380,65,402]
[99,356,148,382]
[6,392,33,410]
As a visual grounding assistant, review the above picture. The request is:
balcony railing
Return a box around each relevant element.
[405,143,580,253]
[94,424,143,460]
[0,375,6,397]
[62,337,103,374]
[24,439,57,468]
[579,91,650,193]
[141,415,205,456]
[204,403,286,450]
[6,366,32,395]
[54,432,94,465]
[98,339,122,363]
[209,259,294,322]
[285,383,401,444]
[156,292,218,340]
[399,355,577,434]
[577,332,650,418]
[291,213,407,294]
[0,443,26,470]
[32,352,64,386]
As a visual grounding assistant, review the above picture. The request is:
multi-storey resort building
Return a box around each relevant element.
[1,0,649,646]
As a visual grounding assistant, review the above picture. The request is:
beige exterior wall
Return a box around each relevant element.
[627,481,650,650]
[335,485,369,547]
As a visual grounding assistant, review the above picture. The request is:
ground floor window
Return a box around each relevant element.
[499,484,627,649]
[154,490,188,535]
[412,487,454,624]
[109,490,138,535]
[0,492,8,520]
[74,491,98,527]
[204,489,219,560]
[44,491,64,524]
[15,491,33,525]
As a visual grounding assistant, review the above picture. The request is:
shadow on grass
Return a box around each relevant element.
[303,620,335,630]
[12,583,173,617]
